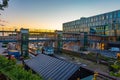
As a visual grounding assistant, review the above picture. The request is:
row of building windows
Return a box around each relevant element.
[63,10,120,27]
[63,22,120,31]
[64,24,120,35]
[63,10,120,36]
[64,18,120,29]
[63,27,89,32]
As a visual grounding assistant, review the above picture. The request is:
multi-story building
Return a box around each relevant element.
[63,10,120,50]
[63,10,120,36]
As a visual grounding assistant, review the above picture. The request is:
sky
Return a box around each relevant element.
[0,0,120,30]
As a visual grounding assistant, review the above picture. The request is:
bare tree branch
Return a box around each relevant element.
[0,0,9,10]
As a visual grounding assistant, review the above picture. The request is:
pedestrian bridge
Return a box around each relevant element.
[0,30,83,42]
[0,37,81,42]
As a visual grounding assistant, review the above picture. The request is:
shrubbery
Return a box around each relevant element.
[109,58,120,77]
[0,55,42,80]
[110,71,120,77]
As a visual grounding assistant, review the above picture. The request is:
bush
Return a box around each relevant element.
[0,55,42,80]
[110,71,120,77]
[111,65,120,70]
[109,59,120,78]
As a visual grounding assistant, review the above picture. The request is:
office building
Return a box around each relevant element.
[63,10,120,36]
[63,10,120,50]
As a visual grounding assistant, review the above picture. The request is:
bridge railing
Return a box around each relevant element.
[0,36,17,40]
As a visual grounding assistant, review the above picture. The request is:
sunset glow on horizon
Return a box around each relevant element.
[0,0,120,30]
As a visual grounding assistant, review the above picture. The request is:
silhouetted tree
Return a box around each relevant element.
[0,0,9,10]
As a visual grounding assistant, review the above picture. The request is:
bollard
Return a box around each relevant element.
[93,72,98,80]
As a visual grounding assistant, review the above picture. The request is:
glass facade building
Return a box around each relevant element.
[63,10,120,36]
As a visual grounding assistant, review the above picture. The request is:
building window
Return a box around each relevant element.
[99,16,102,21]
[86,19,88,23]
[96,22,98,26]
[118,11,120,17]
[77,20,80,25]
[95,17,97,21]
[109,13,112,18]
[119,19,120,23]
[106,14,109,19]
[113,12,117,18]
[93,17,95,22]
[102,15,104,20]
[90,18,93,22]
[104,14,106,20]
[88,18,90,22]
